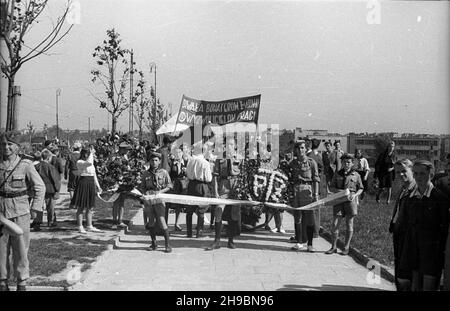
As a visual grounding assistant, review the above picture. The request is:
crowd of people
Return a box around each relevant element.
[0,129,449,291]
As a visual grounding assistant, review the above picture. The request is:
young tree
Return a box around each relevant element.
[144,86,166,143]
[26,120,33,142]
[0,0,74,130]
[132,70,150,141]
[90,28,136,135]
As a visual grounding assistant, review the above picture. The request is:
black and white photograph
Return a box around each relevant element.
[0,0,449,297]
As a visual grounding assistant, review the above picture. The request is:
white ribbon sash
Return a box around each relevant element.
[97,188,351,211]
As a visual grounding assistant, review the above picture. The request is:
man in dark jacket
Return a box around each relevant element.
[33,149,61,229]
[397,160,449,291]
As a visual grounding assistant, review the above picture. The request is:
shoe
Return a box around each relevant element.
[31,224,41,232]
[16,285,26,291]
[307,245,315,253]
[78,226,87,234]
[50,222,58,227]
[325,248,337,255]
[206,241,221,251]
[270,227,278,233]
[164,246,172,253]
[174,225,182,232]
[111,225,118,230]
[341,248,350,256]
[196,230,204,238]
[149,241,157,251]
[187,233,193,238]
[278,228,287,234]
[86,226,102,232]
[118,222,127,228]
[264,225,272,231]
[0,284,9,291]
[288,236,297,243]
[227,241,236,249]
[291,243,306,251]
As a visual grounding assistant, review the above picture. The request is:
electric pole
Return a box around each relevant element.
[56,88,61,140]
[150,62,157,142]
[129,49,134,134]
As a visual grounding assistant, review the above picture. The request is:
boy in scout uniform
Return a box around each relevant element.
[139,152,173,253]
[0,131,45,291]
[288,140,320,252]
[207,137,243,250]
[326,153,364,255]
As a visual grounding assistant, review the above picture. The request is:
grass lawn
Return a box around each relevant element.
[11,195,142,288]
[320,173,403,267]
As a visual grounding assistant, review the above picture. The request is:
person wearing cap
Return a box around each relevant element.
[206,137,243,250]
[397,160,449,291]
[139,151,173,253]
[0,131,45,291]
[287,140,320,253]
[326,153,364,256]
[185,140,213,239]
[64,142,82,205]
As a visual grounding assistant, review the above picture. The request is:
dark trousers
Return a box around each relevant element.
[186,180,210,236]
[32,195,56,225]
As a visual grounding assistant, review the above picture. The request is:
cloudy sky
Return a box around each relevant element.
[7,0,450,134]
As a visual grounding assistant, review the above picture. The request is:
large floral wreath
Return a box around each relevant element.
[94,136,147,194]
[233,158,292,228]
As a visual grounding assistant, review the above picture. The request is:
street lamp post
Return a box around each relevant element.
[56,88,61,141]
[150,62,157,142]
[88,116,92,142]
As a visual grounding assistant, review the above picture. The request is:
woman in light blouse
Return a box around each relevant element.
[70,146,102,233]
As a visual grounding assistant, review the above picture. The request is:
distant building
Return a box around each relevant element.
[294,128,348,152]
[348,133,442,168]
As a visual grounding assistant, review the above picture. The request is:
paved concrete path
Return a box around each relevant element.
[72,207,395,291]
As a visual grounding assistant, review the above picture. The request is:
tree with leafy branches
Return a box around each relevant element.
[132,70,150,141]
[0,0,74,130]
[90,28,137,135]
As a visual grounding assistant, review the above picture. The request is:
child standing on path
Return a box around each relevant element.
[139,152,173,253]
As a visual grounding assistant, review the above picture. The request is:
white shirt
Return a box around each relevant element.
[410,182,434,199]
[77,152,96,176]
[186,154,212,183]
[354,157,370,172]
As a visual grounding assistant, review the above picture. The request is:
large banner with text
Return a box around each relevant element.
[175,94,261,129]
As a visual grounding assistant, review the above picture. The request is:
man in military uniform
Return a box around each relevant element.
[326,153,364,255]
[288,140,320,252]
[207,137,243,250]
[0,131,45,291]
[139,152,173,253]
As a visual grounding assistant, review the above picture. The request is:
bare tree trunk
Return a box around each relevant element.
[6,76,14,131]
[111,115,117,135]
